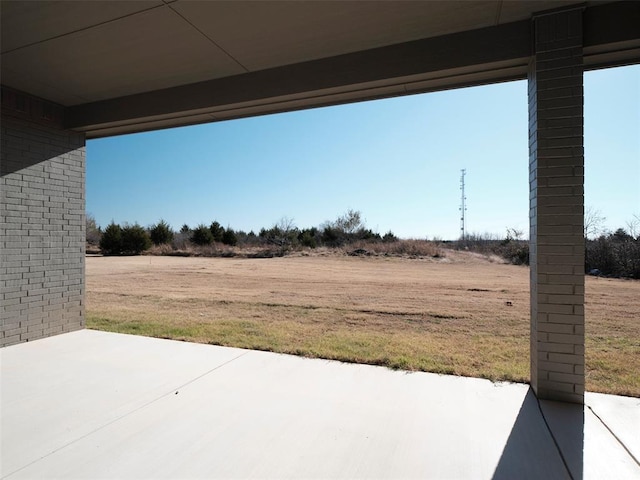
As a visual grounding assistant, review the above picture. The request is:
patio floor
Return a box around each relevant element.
[1,329,638,479]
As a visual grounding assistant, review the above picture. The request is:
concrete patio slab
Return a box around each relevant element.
[539,398,640,480]
[585,391,640,464]
[1,330,638,479]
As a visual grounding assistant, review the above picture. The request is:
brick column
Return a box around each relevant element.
[1,88,86,347]
[529,8,585,403]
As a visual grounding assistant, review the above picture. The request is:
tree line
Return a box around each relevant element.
[89,209,399,256]
[583,209,640,279]
[586,228,640,279]
[87,209,640,278]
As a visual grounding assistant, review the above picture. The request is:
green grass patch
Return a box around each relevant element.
[87,312,528,384]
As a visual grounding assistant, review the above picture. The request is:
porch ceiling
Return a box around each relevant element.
[1,1,639,138]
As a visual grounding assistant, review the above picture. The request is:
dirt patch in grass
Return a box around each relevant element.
[86,252,640,396]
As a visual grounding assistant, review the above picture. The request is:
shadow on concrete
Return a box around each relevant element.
[539,397,586,480]
[492,388,584,480]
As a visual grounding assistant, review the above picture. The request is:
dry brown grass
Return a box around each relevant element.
[86,251,640,396]
[343,239,443,258]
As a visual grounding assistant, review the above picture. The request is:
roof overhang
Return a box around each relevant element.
[1,1,639,138]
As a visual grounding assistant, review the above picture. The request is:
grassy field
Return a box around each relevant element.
[86,251,640,397]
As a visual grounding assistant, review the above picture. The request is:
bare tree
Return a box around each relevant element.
[626,213,640,238]
[506,227,524,241]
[260,217,298,253]
[584,206,606,239]
[86,212,102,245]
[333,209,365,235]
[276,216,297,235]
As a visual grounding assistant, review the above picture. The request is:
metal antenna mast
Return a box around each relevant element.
[459,169,467,240]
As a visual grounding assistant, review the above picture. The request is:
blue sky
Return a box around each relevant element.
[87,65,639,240]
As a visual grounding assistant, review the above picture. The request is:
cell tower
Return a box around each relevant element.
[459,169,467,240]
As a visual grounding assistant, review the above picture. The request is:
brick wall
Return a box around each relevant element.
[528,8,585,403]
[1,106,86,347]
